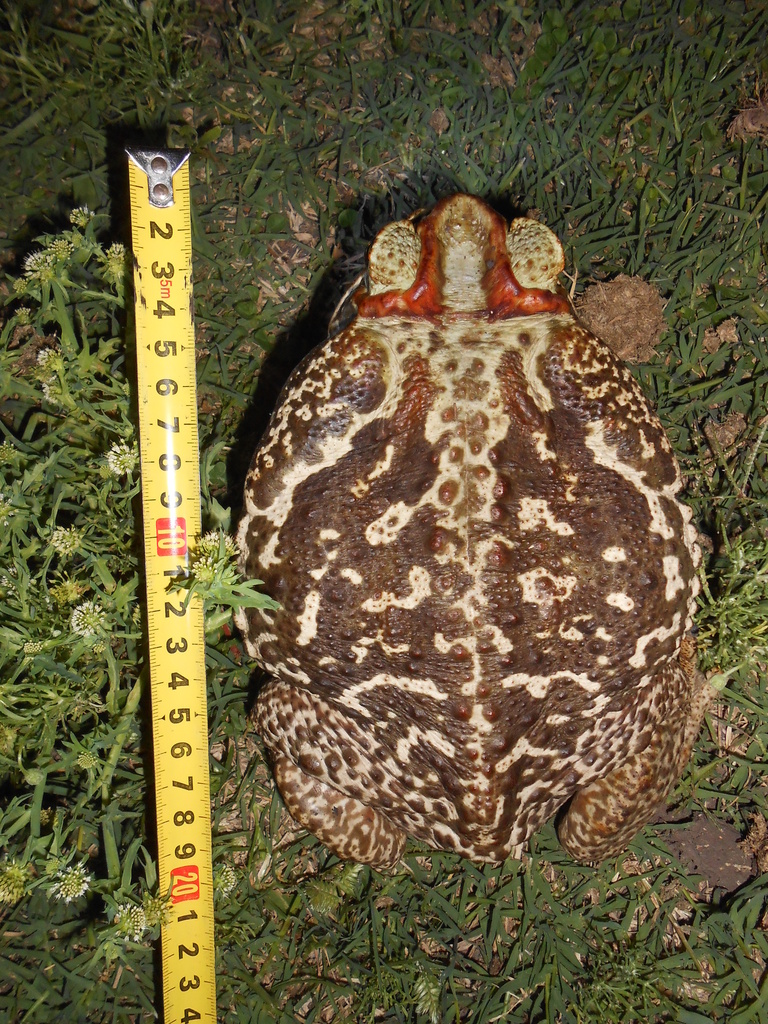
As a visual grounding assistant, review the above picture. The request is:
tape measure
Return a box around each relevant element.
[127,148,216,1024]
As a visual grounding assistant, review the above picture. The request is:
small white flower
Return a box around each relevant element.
[100,243,127,285]
[70,207,93,228]
[50,526,82,556]
[22,640,43,655]
[50,862,92,904]
[77,750,99,770]
[70,600,107,637]
[0,492,11,525]
[0,566,18,592]
[190,531,238,585]
[214,864,237,897]
[114,902,147,942]
[105,440,139,477]
[48,238,73,260]
[48,575,86,606]
[0,860,29,905]
[14,306,32,325]
[41,381,65,405]
[23,250,55,280]
[36,348,64,391]
[198,531,237,559]
[142,893,170,928]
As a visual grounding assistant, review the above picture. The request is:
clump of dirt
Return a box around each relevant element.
[703,317,739,353]
[662,814,754,892]
[727,91,768,143]
[575,274,667,363]
[704,411,747,453]
[428,108,450,135]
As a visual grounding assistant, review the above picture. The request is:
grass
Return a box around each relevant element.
[1,0,767,1021]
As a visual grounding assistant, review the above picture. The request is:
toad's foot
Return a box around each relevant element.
[557,665,715,863]
[272,753,407,869]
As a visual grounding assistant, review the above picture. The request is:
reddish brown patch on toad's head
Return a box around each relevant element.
[356,195,568,321]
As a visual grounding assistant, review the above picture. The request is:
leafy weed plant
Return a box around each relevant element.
[1,1,767,1022]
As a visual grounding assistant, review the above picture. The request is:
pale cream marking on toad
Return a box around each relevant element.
[531,430,556,461]
[478,622,514,655]
[499,669,601,698]
[361,565,432,612]
[628,612,682,669]
[560,625,585,641]
[364,322,520,554]
[340,567,363,584]
[309,566,328,581]
[517,566,578,606]
[316,401,350,419]
[577,693,613,718]
[368,443,395,480]
[441,231,491,311]
[352,443,396,497]
[580,379,619,400]
[638,429,657,459]
[249,627,278,652]
[595,626,614,641]
[606,592,634,611]
[584,420,678,540]
[496,735,580,775]
[365,501,416,546]
[517,497,575,536]
[602,546,626,562]
[349,634,411,663]
[296,590,321,646]
[520,330,556,412]
[339,674,450,722]
[563,474,579,502]
[378,640,411,656]
[663,555,685,601]
[433,632,458,655]
[320,528,341,540]
[350,644,369,664]
[263,657,311,685]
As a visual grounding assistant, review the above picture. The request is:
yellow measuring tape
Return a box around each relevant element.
[127,149,216,1024]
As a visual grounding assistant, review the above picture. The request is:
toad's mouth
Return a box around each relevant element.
[355,194,570,322]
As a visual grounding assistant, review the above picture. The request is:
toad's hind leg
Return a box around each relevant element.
[271,754,406,870]
[558,661,715,864]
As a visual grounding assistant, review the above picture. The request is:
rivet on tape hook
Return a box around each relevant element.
[126,148,191,208]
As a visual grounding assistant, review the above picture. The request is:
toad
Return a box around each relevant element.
[236,195,712,868]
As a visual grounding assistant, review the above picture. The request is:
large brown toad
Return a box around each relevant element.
[236,194,713,869]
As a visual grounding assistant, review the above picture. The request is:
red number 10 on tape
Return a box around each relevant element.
[156,516,187,556]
